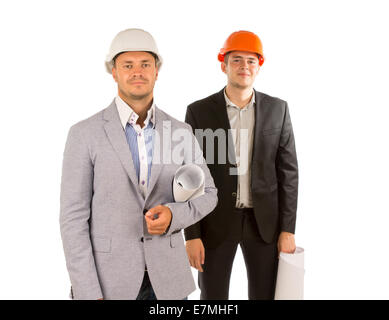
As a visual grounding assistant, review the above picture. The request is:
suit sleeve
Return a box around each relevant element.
[164,117,218,237]
[59,124,103,300]
[276,102,298,234]
[183,106,203,240]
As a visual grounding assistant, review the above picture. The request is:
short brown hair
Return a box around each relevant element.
[224,52,261,64]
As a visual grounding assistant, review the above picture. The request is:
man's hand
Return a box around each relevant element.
[186,238,205,272]
[277,231,296,256]
[145,205,172,235]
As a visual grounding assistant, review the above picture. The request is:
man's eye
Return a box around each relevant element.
[124,65,132,69]
[142,64,150,67]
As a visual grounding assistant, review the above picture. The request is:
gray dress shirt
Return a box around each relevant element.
[224,89,255,208]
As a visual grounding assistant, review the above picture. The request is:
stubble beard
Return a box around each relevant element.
[229,79,251,90]
[120,85,153,102]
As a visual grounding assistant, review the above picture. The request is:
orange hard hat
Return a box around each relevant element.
[218,30,265,66]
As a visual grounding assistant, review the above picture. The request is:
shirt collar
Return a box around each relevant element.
[224,88,255,110]
[115,95,156,130]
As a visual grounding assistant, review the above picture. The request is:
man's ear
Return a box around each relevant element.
[112,67,117,82]
[221,62,227,74]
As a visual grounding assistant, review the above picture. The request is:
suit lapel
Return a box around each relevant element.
[103,100,143,201]
[251,90,267,186]
[211,88,231,130]
[252,89,266,149]
[211,88,237,165]
[144,107,169,200]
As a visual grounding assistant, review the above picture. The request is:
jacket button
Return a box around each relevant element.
[143,209,148,215]
[140,237,144,242]
[232,192,237,197]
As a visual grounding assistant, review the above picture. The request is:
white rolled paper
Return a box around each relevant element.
[274,247,305,300]
[173,164,205,202]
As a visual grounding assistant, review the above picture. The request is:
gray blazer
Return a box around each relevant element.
[60,100,218,300]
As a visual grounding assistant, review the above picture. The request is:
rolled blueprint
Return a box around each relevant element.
[173,164,205,202]
[274,247,305,300]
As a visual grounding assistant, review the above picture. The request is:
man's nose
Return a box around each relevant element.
[239,60,249,69]
[132,65,144,75]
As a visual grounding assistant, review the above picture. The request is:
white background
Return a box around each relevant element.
[0,0,388,299]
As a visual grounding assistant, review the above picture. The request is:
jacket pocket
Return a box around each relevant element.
[262,128,281,136]
[91,236,111,253]
[170,230,182,248]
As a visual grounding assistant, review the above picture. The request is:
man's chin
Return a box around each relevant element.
[130,93,150,100]
[126,89,152,101]
[231,81,253,90]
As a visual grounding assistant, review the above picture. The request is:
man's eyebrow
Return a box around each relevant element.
[121,59,152,64]
[231,55,257,60]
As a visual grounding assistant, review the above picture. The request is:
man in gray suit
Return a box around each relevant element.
[60,28,217,300]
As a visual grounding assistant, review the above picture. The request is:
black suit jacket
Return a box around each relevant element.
[184,88,298,248]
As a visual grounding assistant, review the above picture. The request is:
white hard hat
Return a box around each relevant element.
[105,28,163,74]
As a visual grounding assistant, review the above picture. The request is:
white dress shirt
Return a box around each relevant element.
[115,95,155,198]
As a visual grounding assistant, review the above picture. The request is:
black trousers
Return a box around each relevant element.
[198,208,279,300]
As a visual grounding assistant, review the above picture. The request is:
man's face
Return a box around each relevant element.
[221,51,260,89]
[112,51,158,101]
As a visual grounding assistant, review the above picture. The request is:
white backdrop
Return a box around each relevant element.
[0,0,388,299]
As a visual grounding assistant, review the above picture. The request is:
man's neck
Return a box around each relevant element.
[119,92,153,128]
[225,84,253,108]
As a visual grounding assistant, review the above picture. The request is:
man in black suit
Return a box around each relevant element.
[184,30,298,300]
